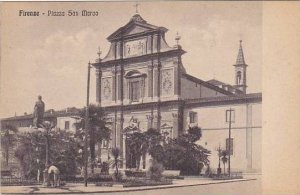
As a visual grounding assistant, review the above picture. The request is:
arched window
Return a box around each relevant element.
[236,71,242,85]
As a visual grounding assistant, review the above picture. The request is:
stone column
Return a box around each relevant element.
[111,117,116,147]
[153,63,158,98]
[119,117,124,168]
[148,64,153,98]
[112,67,116,102]
[115,42,122,59]
[173,61,179,98]
[117,66,122,103]
[96,69,102,105]
[153,114,158,130]
[172,113,179,139]
[152,34,158,53]
[140,78,145,100]
[122,133,127,169]
[116,117,122,148]
[147,115,153,130]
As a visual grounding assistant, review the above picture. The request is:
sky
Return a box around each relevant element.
[0,1,262,118]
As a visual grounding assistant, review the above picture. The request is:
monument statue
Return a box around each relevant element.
[33,95,45,128]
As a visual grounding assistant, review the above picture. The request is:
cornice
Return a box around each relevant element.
[92,49,185,69]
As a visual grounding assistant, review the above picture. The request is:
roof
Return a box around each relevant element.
[1,107,81,122]
[186,93,262,107]
[207,79,243,94]
[207,79,227,86]
[182,73,233,95]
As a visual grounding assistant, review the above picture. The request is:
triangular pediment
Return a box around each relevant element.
[124,25,154,36]
[107,14,167,41]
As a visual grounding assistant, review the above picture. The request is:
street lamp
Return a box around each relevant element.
[215,144,222,176]
[225,108,235,177]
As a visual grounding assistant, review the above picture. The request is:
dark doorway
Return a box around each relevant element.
[125,136,137,168]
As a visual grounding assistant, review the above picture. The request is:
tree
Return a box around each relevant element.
[49,130,80,178]
[1,124,18,167]
[110,147,122,181]
[128,132,146,170]
[163,126,210,175]
[127,128,163,170]
[74,104,110,173]
[221,150,228,175]
[14,129,80,179]
[15,131,44,179]
[147,159,164,181]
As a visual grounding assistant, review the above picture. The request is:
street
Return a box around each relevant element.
[113,179,261,195]
[1,177,261,195]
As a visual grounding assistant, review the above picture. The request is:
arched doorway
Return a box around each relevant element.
[123,125,140,169]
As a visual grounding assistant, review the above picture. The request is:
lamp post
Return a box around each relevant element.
[225,108,235,177]
[83,62,91,187]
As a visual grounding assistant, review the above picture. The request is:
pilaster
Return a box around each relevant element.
[117,66,122,103]
[148,64,153,98]
[112,67,117,102]
[172,113,179,138]
[111,117,116,147]
[96,69,102,105]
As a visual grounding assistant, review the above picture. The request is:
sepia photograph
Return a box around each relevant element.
[0,1,299,194]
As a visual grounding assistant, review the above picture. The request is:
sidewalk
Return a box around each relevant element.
[1,177,257,194]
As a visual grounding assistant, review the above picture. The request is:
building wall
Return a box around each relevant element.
[56,116,78,132]
[181,77,225,99]
[99,56,181,107]
[183,103,262,173]
[100,103,181,170]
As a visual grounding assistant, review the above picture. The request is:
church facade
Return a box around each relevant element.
[92,14,262,173]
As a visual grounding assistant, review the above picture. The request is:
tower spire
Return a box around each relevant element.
[233,40,247,94]
[236,40,245,65]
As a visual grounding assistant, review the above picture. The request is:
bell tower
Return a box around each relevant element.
[234,40,247,94]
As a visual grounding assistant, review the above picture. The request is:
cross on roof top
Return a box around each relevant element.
[97,46,102,59]
[175,32,181,45]
[134,2,140,14]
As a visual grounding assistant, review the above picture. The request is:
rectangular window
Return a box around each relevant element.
[189,111,198,123]
[65,121,70,130]
[226,138,234,155]
[130,81,140,102]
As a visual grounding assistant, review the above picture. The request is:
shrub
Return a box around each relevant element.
[147,160,164,181]
[62,174,113,183]
[101,162,109,174]
[125,170,147,178]
[122,179,172,187]
[113,171,123,182]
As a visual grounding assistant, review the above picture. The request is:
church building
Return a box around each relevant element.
[92,13,262,173]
